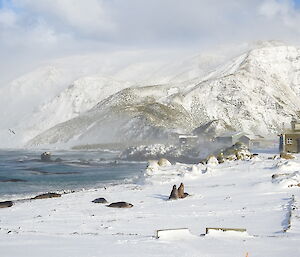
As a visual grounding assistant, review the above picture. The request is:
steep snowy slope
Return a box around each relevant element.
[173,45,300,134]
[0,65,81,147]
[27,84,195,147]
[1,48,237,147]
[27,43,300,147]
[21,76,134,143]
[19,54,220,145]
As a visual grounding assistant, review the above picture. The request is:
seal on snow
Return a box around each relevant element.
[169,185,179,200]
[92,197,108,204]
[107,202,133,208]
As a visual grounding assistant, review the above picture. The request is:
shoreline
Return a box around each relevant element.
[0,149,147,202]
[1,151,300,257]
[0,176,144,202]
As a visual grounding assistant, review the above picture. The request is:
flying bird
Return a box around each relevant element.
[8,129,16,135]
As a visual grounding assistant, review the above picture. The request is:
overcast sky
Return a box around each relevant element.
[1,0,300,82]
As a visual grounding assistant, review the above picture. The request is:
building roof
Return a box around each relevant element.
[245,134,264,140]
[216,131,245,138]
[178,134,198,139]
[281,129,300,135]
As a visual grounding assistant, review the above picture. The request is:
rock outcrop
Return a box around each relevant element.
[40,152,51,162]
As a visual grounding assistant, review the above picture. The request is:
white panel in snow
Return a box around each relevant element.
[156,228,192,240]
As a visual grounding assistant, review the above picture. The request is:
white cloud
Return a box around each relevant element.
[5,0,300,46]
[13,0,115,36]
[1,0,300,84]
[258,0,300,33]
[0,8,17,28]
[259,0,288,18]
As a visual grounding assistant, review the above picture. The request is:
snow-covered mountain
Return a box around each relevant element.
[2,49,231,147]
[21,76,135,143]
[1,41,300,148]
[26,43,300,148]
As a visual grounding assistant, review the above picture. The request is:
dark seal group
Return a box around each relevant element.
[92,197,133,208]
[169,183,189,200]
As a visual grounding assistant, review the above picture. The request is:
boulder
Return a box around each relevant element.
[217,142,252,162]
[158,158,171,167]
[216,153,225,164]
[92,197,108,204]
[0,201,13,208]
[280,152,295,160]
[224,154,237,161]
[146,160,160,171]
[41,152,51,162]
[288,183,300,187]
[32,192,61,200]
[206,155,219,165]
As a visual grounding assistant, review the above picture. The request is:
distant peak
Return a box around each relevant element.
[251,40,287,49]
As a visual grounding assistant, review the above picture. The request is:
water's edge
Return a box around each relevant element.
[0,149,146,201]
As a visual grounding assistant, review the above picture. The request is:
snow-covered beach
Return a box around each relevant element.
[3,1,300,256]
[1,151,299,257]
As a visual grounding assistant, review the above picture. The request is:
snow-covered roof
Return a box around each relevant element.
[179,134,198,139]
[282,129,300,135]
[245,134,264,140]
[216,131,245,138]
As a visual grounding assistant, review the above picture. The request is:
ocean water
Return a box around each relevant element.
[0,149,146,200]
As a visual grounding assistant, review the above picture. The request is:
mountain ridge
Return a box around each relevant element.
[27,44,300,147]
[2,42,300,148]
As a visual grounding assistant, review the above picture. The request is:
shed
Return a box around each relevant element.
[178,134,198,146]
[246,135,265,148]
[279,120,300,153]
[215,132,250,147]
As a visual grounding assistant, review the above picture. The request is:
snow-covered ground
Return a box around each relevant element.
[1,151,300,257]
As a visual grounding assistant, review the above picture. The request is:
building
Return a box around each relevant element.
[246,135,278,150]
[215,132,250,147]
[279,120,300,153]
[247,135,264,148]
[178,134,198,146]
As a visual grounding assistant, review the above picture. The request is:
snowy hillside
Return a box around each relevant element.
[27,83,195,147]
[1,48,236,148]
[27,43,300,147]
[173,45,300,134]
[1,41,300,148]
[21,76,135,144]
[0,65,78,147]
